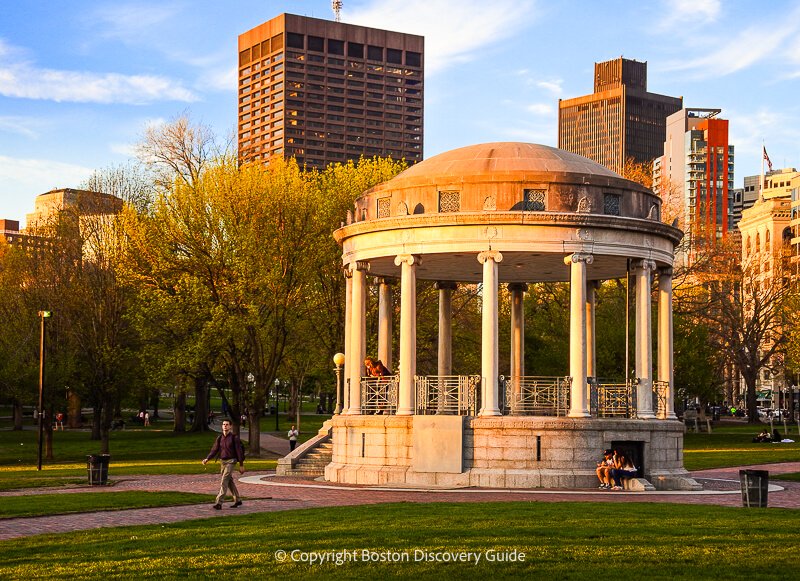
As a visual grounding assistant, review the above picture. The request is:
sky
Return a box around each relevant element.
[2,0,800,226]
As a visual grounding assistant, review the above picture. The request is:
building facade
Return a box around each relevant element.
[653,108,735,242]
[558,57,682,175]
[238,13,424,169]
[738,168,797,401]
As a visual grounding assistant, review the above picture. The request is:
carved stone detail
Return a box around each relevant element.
[397,201,409,215]
[483,195,496,211]
[564,252,594,265]
[477,250,503,264]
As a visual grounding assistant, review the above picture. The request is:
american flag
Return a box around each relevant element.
[763,146,773,172]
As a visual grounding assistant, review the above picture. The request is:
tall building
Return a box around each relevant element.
[558,57,682,174]
[738,168,797,399]
[238,14,424,169]
[653,108,735,240]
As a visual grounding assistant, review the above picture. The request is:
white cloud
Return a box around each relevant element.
[197,64,237,93]
[659,0,721,30]
[536,80,563,96]
[0,155,95,224]
[0,40,198,104]
[526,103,553,115]
[0,116,43,139]
[662,11,800,77]
[346,0,538,74]
[86,3,182,45]
[109,142,138,157]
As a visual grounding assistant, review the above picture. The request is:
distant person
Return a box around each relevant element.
[753,429,770,443]
[772,429,782,442]
[595,449,614,489]
[240,413,247,429]
[610,452,638,490]
[144,411,150,427]
[54,412,64,431]
[288,425,299,452]
[202,420,244,510]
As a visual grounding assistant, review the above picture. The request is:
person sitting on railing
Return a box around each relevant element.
[365,357,391,377]
[610,452,638,490]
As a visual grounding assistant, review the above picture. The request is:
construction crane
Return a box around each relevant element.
[332,0,343,22]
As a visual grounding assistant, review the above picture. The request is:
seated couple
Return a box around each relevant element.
[596,449,638,491]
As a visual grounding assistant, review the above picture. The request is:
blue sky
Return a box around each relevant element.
[2,0,799,226]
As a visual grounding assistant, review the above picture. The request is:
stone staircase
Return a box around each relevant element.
[276,420,333,479]
[282,439,332,478]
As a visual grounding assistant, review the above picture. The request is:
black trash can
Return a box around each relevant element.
[739,469,769,508]
[87,454,111,485]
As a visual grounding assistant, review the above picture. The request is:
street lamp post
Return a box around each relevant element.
[274,378,280,432]
[37,310,51,472]
[333,353,345,414]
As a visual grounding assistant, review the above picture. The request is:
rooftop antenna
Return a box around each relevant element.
[332,0,343,22]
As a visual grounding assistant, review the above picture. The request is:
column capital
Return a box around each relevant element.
[632,259,657,272]
[658,266,674,277]
[377,276,398,286]
[394,254,420,267]
[477,250,503,264]
[434,281,458,291]
[507,282,528,293]
[348,260,370,273]
[564,252,594,265]
[342,266,353,279]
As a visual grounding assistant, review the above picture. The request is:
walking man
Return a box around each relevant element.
[202,420,245,510]
[288,424,299,452]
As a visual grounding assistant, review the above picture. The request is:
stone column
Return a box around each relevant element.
[586,280,598,380]
[658,267,677,419]
[478,250,503,416]
[565,253,593,418]
[343,268,353,413]
[346,262,368,415]
[508,282,527,414]
[435,281,457,377]
[395,254,419,416]
[634,259,657,419]
[378,278,394,371]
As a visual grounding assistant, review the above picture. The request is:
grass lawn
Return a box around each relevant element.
[683,423,800,471]
[0,502,798,579]
[0,429,276,491]
[0,491,212,519]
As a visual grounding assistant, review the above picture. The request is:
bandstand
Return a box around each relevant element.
[325,142,700,490]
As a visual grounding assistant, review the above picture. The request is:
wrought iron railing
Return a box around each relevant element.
[503,376,571,416]
[590,382,636,418]
[360,376,398,414]
[415,375,480,415]
[653,380,669,418]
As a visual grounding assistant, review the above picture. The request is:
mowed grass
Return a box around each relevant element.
[0,429,276,491]
[0,491,213,519]
[1,502,798,580]
[683,423,800,471]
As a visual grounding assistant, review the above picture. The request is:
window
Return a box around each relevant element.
[287,33,304,49]
[439,191,460,213]
[328,39,344,55]
[308,35,324,52]
[377,198,391,218]
[367,45,383,61]
[406,51,421,67]
[348,42,364,58]
[603,193,621,216]
[387,48,402,64]
[524,189,546,211]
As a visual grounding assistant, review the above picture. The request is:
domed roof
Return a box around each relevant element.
[396,142,621,182]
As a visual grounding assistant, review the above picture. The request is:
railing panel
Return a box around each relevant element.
[503,376,571,416]
[360,376,398,414]
[415,375,479,415]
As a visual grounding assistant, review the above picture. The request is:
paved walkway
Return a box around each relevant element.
[1,463,798,541]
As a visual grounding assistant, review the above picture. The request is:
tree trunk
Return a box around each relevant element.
[173,391,186,432]
[67,390,82,429]
[91,405,102,440]
[151,387,161,420]
[745,374,759,423]
[190,375,210,433]
[248,410,261,458]
[100,400,112,454]
[12,399,23,431]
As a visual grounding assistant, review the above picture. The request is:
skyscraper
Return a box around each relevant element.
[653,108,735,240]
[558,57,682,174]
[238,14,424,169]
